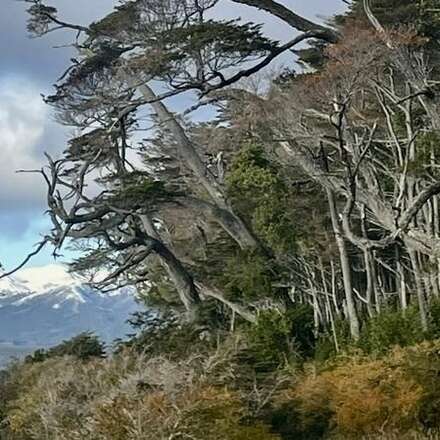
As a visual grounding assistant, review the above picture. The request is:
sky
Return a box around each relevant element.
[0,0,346,270]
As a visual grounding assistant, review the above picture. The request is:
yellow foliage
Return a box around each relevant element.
[283,347,426,438]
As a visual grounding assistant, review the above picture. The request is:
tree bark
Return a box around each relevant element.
[396,246,408,311]
[136,82,259,250]
[326,188,360,340]
[140,214,256,323]
[140,214,201,319]
[407,244,429,331]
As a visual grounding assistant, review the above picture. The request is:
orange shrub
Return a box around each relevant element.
[281,349,424,438]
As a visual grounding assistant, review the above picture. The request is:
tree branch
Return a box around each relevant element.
[231,0,339,42]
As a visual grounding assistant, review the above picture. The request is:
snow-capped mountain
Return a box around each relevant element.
[0,265,141,367]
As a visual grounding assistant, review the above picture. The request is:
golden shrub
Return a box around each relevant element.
[284,349,425,437]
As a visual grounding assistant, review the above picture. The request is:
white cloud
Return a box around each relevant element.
[0,77,52,210]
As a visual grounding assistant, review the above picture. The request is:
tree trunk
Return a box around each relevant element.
[326,188,360,340]
[140,214,201,319]
[140,214,256,323]
[136,82,259,250]
[396,246,408,310]
[407,244,429,331]
[319,257,339,352]
[231,0,339,42]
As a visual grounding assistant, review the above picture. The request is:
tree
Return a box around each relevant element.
[5,0,335,324]
[5,0,440,341]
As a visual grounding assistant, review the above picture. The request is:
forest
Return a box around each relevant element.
[2,0,440,438]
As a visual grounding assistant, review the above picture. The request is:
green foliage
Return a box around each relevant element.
[244,305,315,372]
[25,332,105,363]
[409,130,440,177]
[358,307,426,354]
[227,144,297,253]
[402,341,440,429]
[340,0,440,41]
[428,298,440,340]
[286,305,317,358]
[246,310,295,372]
[117,311,218,360]
[163,20,275,59]
[314,319,352,362]
[25,2,59,37]
[222,250,275,301]
[110,173,173,207]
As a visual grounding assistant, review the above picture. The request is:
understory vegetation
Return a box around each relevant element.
[3,0,440,438]
[3,310,440,439]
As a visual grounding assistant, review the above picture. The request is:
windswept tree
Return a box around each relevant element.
[10,0,335,323]
[5,0,440,341]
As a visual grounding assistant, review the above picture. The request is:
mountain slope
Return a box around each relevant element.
[0,265,140,366]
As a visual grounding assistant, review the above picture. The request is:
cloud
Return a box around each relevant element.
[0,77,60,232]
[0,0,116,83]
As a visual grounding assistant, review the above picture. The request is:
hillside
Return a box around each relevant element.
[0,265,139,366]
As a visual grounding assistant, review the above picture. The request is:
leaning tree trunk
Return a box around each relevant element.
[140,214,201,320]
[326,188,360,340]
[135,81,259,251]
[140,214,256,323]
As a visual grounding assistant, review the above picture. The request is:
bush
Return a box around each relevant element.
[314,319,352,363]
[1,348,281,440]
[428,298,440,339]
[282,353,422,438]
[244,305,315,372]
[4,336,440,439]
[276,340,440,438]
[401,341,440,429]
[358,307,425,354]
[25,332,106,363]
[117,310,219,360]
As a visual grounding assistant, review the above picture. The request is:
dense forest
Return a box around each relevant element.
[2,0,440,438]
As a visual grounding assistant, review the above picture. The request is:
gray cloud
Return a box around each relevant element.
[0,0,116,238]
[0,78,48,205]
[0,0,115,84]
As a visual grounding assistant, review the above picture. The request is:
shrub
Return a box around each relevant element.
[25,332,105,363]
[428,298,440,339]
[244,305,315,372]
[93,384,280,440]
[314,319,352,363]
[401,341,440,429]
[2,348,281,440]
[277,341,440,438]
[358,307,425,354]
[282,351,423,438]
[117,310,220,360]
